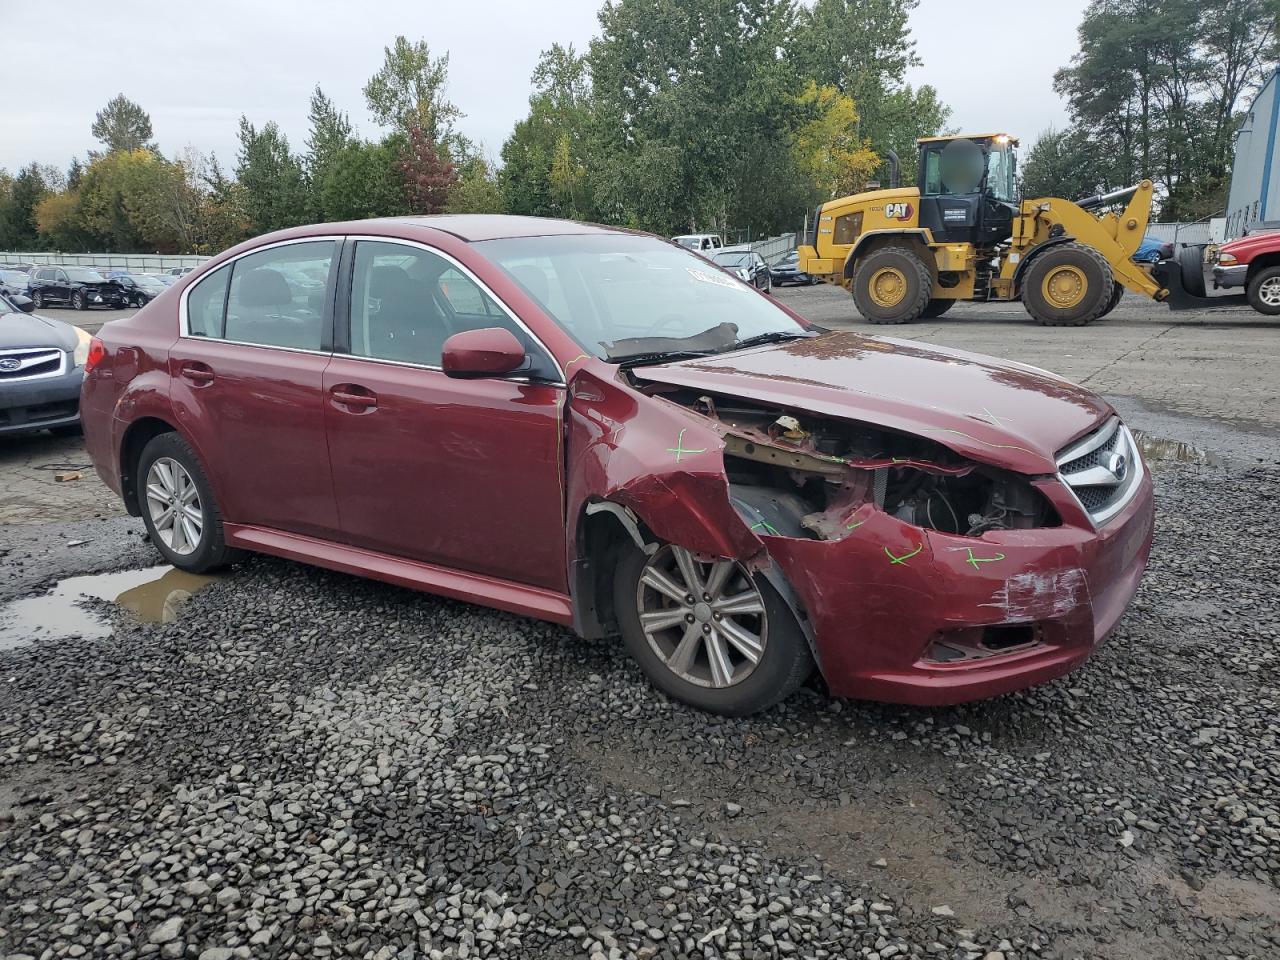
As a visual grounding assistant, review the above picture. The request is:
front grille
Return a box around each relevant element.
[0,348,67,382]
[1055,416,1144,526]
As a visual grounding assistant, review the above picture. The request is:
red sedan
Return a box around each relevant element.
[80,216,1154,715]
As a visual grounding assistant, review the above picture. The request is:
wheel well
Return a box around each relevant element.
[119,417,178,517]
[572,505,646,640]
[844,234,932,280]
[1247,253,1280,280]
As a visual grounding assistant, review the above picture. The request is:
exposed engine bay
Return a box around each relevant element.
[654,389,1059,541]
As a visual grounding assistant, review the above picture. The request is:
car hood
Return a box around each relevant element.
[1220,231,1278,260]
[0,310,77,351]
[633,331,1111,474]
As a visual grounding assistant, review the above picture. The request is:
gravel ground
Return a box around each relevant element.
[2,301,1279,959]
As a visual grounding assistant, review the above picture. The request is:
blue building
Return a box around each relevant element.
[1226,68,1280,239]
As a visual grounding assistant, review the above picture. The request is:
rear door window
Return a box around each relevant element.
[185,264,230,338]
[223,241,335,351]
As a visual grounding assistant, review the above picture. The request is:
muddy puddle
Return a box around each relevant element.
[0,566,218,650]
[1133,431,1225,468]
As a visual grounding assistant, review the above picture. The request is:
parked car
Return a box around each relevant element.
[672,233,723,252]
[167,266,197,277]
[144,273,178,288]
[0,291,92,436]
[81,215,1154,715]
[1213,231,1280,314]
[28,266,129,310]
[769,250,817,286]
[711,249,772,292]
[0,269,30,298]
[112,273,168,307]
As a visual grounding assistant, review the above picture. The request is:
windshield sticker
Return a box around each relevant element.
[686,267,745,291]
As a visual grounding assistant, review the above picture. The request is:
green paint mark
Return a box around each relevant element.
[845,519,865,531]
[666,428,707,463]
[958,547,1006,570]
[565,353,591,369]
[884,544,923,565]
[750,520,781,535]
[891,457,907,464]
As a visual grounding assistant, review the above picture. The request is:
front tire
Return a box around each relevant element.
[136,432,242,573]
[614,543,813,716]
[852,247,933,324]
[71,290,86,311]
[1022,243,1114,326]
[31,290,43,309]
[1247,265,1280,315]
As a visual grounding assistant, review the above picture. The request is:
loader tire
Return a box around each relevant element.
[852,247,932,324]
[1097,283,1125,319]
[920,298,956,318]
[1022,243,1115,326]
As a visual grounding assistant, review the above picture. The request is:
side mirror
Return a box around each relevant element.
[9,294,34,313]
[441,327,526,379]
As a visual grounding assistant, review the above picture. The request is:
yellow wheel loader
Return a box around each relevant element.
[797,133,1173,326]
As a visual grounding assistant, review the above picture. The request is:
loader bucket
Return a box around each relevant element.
[1152,257,1248,312]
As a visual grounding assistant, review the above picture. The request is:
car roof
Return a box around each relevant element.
[384,214,625,242]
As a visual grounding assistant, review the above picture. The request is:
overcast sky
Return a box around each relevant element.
[0,0,1088,176]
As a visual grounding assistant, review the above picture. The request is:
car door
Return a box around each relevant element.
[49,269,69,303]
[322,237,567,591]
[167,238,341,540]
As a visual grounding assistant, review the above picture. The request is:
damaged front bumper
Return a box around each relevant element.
[760,472,1154,705]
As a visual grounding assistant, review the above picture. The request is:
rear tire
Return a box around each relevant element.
[614,543,813,716]
[1022,243,1114,326]
[852,247,933,324]
[920,298,956,319]
[136,432,243,573]
[1247,265,1280,316]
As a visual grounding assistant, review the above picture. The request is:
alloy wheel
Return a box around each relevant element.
[145,457,204,556]
[636,545,767,689]
[1260,276,1280,308]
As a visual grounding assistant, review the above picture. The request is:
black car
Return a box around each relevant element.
[0,292,90,436]
[710,249,772,292]
[0,269,30,298]
[112,273,168,307]
[769,250,817,286]
[28,266,129,310]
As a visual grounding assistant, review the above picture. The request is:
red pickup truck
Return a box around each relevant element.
[1214,227,1280,314]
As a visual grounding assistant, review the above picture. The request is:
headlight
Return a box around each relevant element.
[1217,253,1237,265]
[73,327,92,366]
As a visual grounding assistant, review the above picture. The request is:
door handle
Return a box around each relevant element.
[179,362,214,385]
[330,384,378,410]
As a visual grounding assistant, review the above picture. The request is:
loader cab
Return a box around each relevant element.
[916,134,1019,249]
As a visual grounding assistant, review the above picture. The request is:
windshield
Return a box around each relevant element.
[711,252,751,268]
[65,268,105,282]
[477,234,804,361]
[986,143,1017,202]
[674,237,699,249]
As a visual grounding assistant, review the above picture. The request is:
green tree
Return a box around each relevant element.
[235,117,309,234]
[791,82,881,199]
[792,0,950,182]
[319,138,409,221]
[447,156,505,214]
[363,36,467,156]
[0,164,55,249]
[305,86,357,219]
[1054,0,1278,220]
[91,94,156,154]
[501,44,595,219]
[1019,128,1111,200]
[588,0,809,235]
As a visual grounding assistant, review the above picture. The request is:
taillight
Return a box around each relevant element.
[83,337,107,374]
